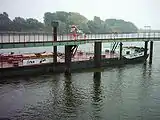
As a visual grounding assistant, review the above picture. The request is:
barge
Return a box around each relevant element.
[0,46,148,78]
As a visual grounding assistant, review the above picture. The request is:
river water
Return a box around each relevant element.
[0,42,160,120]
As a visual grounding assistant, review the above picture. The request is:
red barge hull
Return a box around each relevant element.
[0,54,148,78]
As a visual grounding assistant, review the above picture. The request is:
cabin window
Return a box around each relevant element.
[105,49,109,53]
[89,57,93,60]
[27,60,35,64]
[135,49,138,52]
[126,51,130,55]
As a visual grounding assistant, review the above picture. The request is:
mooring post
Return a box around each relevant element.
[94,42,102,79]
[94,72,101,79]
[144,41,148,58]
[65,45,72,76]
[149,41,153,64]
[51,21,59,65]
[120,42,123,60]
[94,42,102,68]
[143,41,148,64]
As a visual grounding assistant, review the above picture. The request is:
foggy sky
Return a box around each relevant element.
[0,0,160,29]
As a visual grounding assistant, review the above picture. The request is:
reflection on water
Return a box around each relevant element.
[92,72,102,120]
[0,63,160,120]
[62,75,79,119]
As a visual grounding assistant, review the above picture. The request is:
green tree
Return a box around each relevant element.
[58,21,67,34]
[0,12,12,31]
[67,12,88,25]
[13,17,27,31]
[56,11,69,23]
[26,18,44,31]
[0,11,138,33]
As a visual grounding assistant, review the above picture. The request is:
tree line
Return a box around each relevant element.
[0,11,138,33]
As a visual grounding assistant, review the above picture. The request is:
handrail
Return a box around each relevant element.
[1,32,160,43]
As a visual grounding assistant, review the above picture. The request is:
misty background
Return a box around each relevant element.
[0,0,160,29]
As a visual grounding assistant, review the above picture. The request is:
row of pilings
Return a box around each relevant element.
[51,21,153,76]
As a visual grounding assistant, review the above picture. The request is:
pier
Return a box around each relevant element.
[0,30,159,49]
[0,21,157,77]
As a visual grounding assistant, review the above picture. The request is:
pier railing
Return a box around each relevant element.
[0,32,160,43]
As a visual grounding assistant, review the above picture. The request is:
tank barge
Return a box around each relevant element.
[0,46,148,78]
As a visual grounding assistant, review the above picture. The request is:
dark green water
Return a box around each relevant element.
[0,42,160,120]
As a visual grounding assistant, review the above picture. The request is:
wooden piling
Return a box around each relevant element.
[144,41,148,59]
[120,42,123,60]
[51,21,59,65]
[94,42,102,68]
[65,45,72,76]
[149,41,153,64]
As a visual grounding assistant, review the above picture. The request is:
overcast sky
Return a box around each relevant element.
[0,0,160,29]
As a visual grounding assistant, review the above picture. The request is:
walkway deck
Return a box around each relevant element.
[0,32,160,49]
